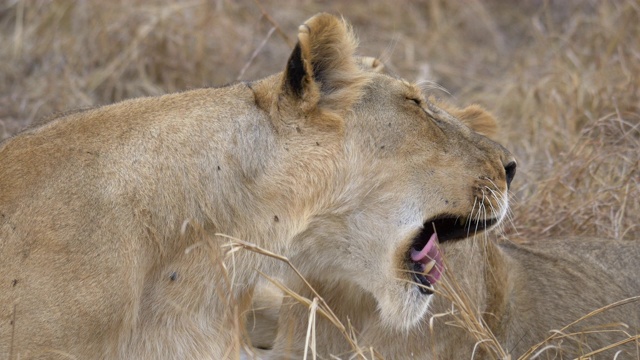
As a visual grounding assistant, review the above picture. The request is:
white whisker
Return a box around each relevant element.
[467,198,478,238]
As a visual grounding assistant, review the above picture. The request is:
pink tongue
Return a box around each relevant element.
[410,232,444,283]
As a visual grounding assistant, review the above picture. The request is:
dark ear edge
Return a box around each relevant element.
[285,43,307,98]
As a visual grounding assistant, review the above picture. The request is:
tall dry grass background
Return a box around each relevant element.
[1,0,638,358]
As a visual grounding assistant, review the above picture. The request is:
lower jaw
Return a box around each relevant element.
[412,263,434,295]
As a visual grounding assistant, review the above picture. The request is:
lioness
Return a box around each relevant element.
[0,13,514,359]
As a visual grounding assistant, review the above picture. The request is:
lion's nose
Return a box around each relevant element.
[504,160,517,189]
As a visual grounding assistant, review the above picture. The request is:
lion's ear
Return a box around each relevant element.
[435,100,499,140]
[455,105,499,139]
[355,56,385,73]
[279,13,369,119]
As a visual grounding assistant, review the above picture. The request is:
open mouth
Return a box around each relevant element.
[409,215,499,295]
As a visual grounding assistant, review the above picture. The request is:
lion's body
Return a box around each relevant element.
[495,238,640,358]
[270,237,640,359]
[0,14,515,359]
[1,85,289,358]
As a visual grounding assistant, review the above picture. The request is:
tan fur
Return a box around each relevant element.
[0,14,514,359]
[269,237,640,359]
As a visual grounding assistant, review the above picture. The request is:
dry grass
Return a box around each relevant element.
[1,0,638,358]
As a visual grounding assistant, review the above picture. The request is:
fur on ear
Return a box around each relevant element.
[355,56,385,73]
[453,104,499,139]
[432,99,499,139]
[280,13,370,116]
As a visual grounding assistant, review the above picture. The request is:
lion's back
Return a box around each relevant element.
[499,238,640,358]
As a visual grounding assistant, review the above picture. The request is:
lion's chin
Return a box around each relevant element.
[377,213,504,330]
[376,284,434,330]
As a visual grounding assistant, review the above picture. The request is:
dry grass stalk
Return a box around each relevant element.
[215,233,374,359]
[436,277,508,359]
[519,296,640,360]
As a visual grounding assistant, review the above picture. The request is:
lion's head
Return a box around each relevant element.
[252,13,515,330]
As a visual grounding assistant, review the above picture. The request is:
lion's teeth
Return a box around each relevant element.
[423,260,436,275]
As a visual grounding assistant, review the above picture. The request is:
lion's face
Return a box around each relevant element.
[343,76,515,328]
[264,13,515,330]
[292,75,514,329]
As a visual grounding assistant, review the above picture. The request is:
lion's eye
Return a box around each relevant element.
[406,97,421,106]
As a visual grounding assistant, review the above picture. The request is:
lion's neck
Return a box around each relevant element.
[480,239,511,341]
